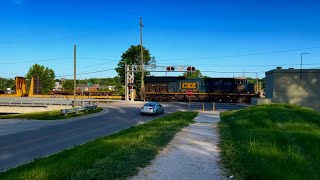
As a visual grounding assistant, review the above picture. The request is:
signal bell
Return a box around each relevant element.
[166,67,175,71]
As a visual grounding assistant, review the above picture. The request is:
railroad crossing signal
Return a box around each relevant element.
[187,66,196,71]
[125,64,197,101]
[128,65,196,72]
[186,89,193,96]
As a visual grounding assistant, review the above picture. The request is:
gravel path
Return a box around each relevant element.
[131,111,226,180]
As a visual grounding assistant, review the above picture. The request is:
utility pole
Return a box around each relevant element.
[255,72,258,94]
[300,52,309,83]
[73,45,77,108]
[140,17,145,101]
[125,63,128,101]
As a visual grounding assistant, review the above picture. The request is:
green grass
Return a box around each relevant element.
[219,103,320,179]
[0,111,198,180]
[0,107,103,120]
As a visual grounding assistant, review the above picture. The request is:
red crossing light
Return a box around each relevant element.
[187,67,195,71]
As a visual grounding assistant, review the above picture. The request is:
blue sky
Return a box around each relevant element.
[0,0,320,79]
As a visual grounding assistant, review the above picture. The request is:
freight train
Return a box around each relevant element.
[144,76,257,102]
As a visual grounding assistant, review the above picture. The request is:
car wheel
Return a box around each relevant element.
[141,112,145,116]
[161,109,164,114]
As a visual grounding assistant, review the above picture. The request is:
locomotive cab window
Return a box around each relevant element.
[235,80,247,84]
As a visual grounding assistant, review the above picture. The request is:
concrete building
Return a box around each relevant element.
[265,68,320,110]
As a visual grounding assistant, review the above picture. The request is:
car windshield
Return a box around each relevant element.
[144,103,156,107]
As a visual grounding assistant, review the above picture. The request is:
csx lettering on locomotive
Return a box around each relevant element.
[181,82,197,89]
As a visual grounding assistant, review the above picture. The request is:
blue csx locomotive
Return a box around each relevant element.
[144,76,256,102]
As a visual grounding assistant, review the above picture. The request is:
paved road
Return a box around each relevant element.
[0,102,248,172]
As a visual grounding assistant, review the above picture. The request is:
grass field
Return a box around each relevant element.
[219,104,320,179]
[0,111,198,179]
[0,107,103,120]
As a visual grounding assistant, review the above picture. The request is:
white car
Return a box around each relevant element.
[140,102,164,115]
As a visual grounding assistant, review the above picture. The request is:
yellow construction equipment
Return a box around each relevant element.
[0,77,27,97]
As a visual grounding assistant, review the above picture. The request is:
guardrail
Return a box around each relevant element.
[60,105,98,116]
[0,102,47,108]
[0,98,72,107]
[0,97,123,107]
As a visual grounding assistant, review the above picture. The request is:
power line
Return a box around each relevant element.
[54,59,119,73]
[156,47,320,62]
[194,63,320,68]
[0,57,73,65]
[1,46,318,65]
[53,57,118,73]
[77,56,118,62]
[56,68,115,77]
[156,62,320,68]
[0,26,134,44]
[0,56,117,65]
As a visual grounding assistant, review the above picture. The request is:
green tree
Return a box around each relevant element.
[246,77,265,89]
[183,70,202,79]
[0,78,15,90]
[62,79,74,91]
[25,64,55,94]
[115,45,155,95]
[202,75,210,79]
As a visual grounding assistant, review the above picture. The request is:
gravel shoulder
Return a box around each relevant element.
[131,111,226,180]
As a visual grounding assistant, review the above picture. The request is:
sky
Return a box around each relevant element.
[0,0,320,79]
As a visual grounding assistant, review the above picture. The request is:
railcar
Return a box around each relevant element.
[51,90,114,96]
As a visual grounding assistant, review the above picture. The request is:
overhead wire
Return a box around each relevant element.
[77,56,119,62]
[156,47,320,62]
[56,68,115,78]
[0,57,73,65]
[0,26,135,44]
[194,63,320,68]
[54,57,119,73]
